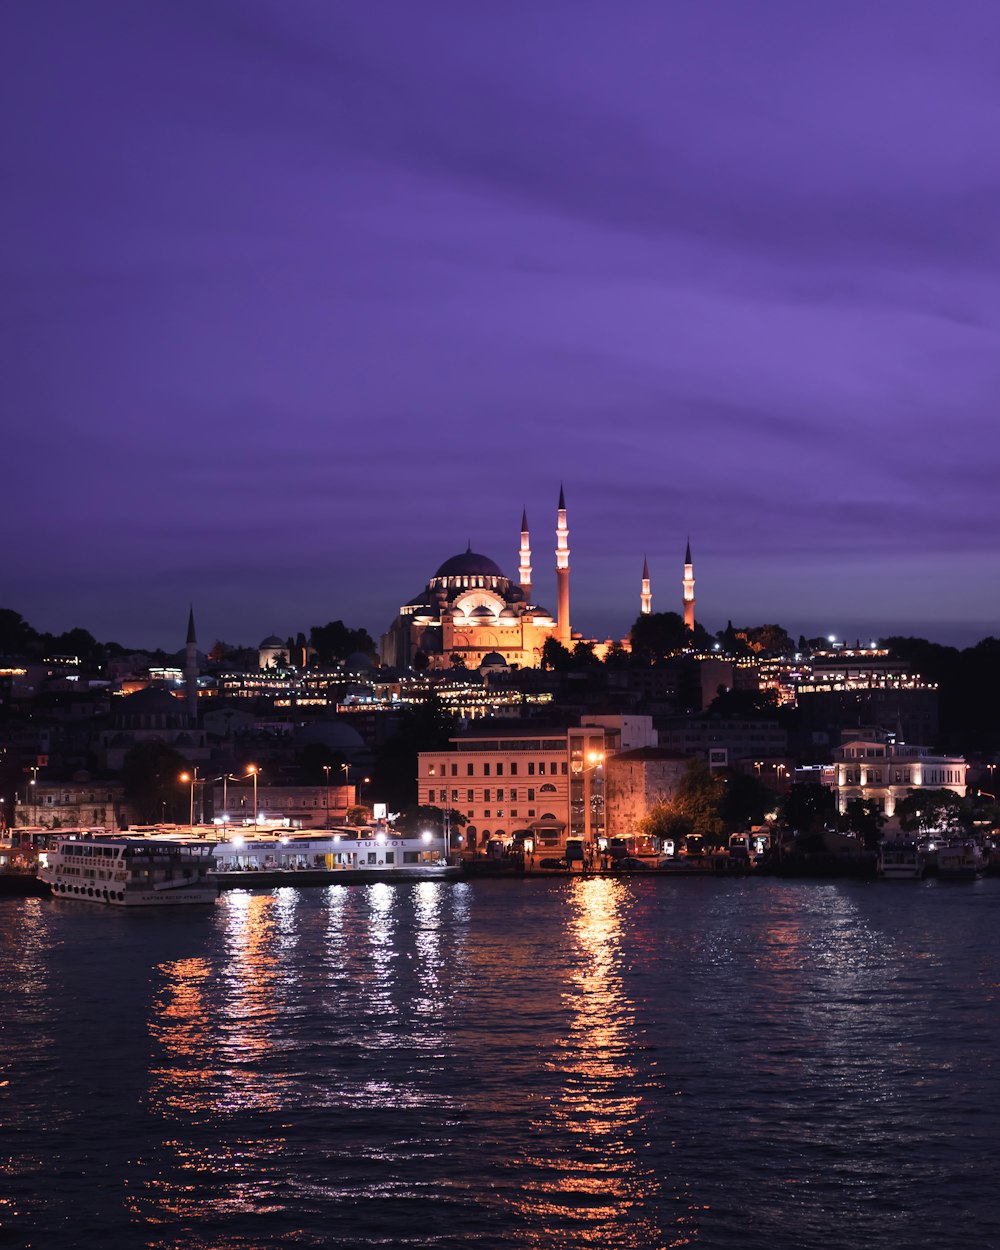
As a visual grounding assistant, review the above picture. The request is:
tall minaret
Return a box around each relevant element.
[640,556,652,615]
[556,484,571,645]
[683,539,695,632]
[518,508,532,601]
[184,605,199,722]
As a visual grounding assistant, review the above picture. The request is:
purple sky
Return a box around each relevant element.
[4,1,999,653]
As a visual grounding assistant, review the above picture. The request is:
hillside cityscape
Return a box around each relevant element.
[3,519,999,863]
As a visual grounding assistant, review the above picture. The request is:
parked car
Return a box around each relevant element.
[539,857,568,870]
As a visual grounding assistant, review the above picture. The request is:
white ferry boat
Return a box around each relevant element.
[877,843,926,880]
[38,835,218,906]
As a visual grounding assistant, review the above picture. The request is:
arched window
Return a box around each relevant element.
[539,783,557,793]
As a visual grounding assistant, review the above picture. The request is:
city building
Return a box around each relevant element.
[417,722,612,855]
[605,747,692,840]
[208,782,356,828]
[818,734,968,819]
[16,779,128,831]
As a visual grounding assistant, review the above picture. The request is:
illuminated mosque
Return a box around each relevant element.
[379,487,696,671]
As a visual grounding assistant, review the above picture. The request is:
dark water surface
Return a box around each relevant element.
[2,877,999,1249]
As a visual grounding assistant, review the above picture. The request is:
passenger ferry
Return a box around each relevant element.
[935,841,986,880]
[877,842,926,880]
[38,834,218,906]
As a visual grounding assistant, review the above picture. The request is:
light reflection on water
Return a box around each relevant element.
[2,879,1000,1249]
[516,877,667,1246]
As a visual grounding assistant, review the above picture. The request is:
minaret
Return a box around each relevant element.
[518,508,532,600]
[683,539,695,632]
[556,484,571,645]
[184,605,199,722]
[640,556,652,615]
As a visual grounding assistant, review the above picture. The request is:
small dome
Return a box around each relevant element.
[295,718,366,753]
[498,607,518,621]
[433,549,506,580]
[259,634,285,649]
[120,686,183,714]
[480,651,507,668]
[469,605,495,620]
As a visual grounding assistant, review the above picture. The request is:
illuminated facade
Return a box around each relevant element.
[380,493,568,672]
[418,725,609,854]
[819,736,968,818]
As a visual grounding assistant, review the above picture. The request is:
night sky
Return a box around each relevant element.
[5,2,999,653]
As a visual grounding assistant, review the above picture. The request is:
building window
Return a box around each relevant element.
[385,852,395,864]
[561,762,568,775]
[510,763,518,776]
[451,790,458,802]
[467,764,474,776]
[496,763,504,776]
[497,789,504,801]
[510,788,517,801]
[484,763,491,776]
[528,788,535,801]
[451,764,457,776]
[511,809,518,817]
[528,763,535,776]
[467,790,473,802]
[484,810,491,818]
[539,762,546,775]
[428,789,435,802]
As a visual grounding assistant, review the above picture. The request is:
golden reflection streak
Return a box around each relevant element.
[138,894,290,1224]
[516,878,698,1248]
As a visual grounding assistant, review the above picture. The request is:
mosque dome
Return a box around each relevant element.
[433,549,506,581]
[469,605,495,619]
[480,651,508,669]
[259,634,285,649]
[294,718,366,754]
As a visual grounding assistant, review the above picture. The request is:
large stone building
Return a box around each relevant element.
[417,714,655,855]
[818,734,968,820]
[382,487,698,671]
[605,747,692,840]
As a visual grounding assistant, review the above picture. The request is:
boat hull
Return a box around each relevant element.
[44,880,218,906]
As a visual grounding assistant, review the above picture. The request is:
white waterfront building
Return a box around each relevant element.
[819,736,968,819]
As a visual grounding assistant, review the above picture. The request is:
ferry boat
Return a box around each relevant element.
[38,835,218,906]
[877,843,926,880]
[935,842,986,881]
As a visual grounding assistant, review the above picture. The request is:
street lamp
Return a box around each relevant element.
[247,765,259,822]
[179,768,199,827]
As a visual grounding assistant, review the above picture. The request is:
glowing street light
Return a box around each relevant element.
[179,767,199,827]
[247,765,259,822]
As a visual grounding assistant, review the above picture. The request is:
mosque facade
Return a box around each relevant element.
[380,488,697,671]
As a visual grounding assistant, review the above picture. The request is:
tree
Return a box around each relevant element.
[894,788,970,836]
[0,609,40,656]
[778,784,835,834]
[734,624,794,657]
[630,611,691,662]
[638,803,692,842]
[717,770,778,828]
[310,620,377,667]
[345,804,369,826]
[571,640,601,667]
[540,637,573,671]
[838,797,885,849]
[673,758,726,842]
[121,741,191,825]
[393,804,467,836]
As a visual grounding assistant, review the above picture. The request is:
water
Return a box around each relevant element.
[2,876,999,1250]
